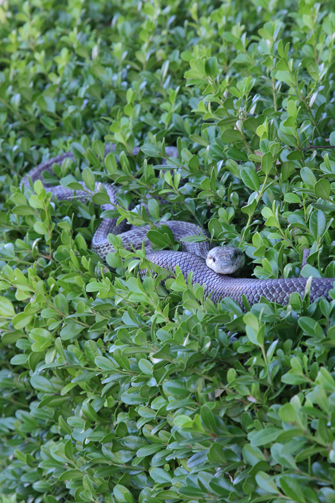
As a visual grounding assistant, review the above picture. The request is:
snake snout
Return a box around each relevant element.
[206,246,245,275]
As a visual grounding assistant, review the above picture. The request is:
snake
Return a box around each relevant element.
[20,144,335,307]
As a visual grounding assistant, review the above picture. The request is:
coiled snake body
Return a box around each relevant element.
[21,145,335,307]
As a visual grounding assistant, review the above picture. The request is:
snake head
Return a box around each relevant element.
[206,246,245,275]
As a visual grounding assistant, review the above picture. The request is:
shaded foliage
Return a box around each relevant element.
[1,0,335,502]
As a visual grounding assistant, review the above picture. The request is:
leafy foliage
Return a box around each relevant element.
[2,0,335,502]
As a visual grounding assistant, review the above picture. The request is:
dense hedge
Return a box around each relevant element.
[2,0,335,502]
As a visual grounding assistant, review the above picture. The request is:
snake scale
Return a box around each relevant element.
[21,144,335,307]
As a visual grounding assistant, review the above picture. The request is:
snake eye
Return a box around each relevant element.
[212,257,216,262]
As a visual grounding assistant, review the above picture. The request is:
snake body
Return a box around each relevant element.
[21,144,335,307]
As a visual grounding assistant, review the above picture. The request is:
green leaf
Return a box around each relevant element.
[242,444,267,466]
[241,198,257,215]
[105,152,118,174]
[281,372,308,385]
[113,485,135,503]
[0,296,15,317]
[279,476,307,503]
[240,166,260,191]
[141,145,161,157]
[228,147,248,161]
[82,167,95,191]
[255,472,279,495]
[276,70,293,86]
[220,129,242,143]
[163,380,189,398]
[301,167,317,187]
[287,100,298,118]
[92,140,106,159]
[279,403,296,422]
[150,468,172,484]
[208,443,226,464]
[180,235,207,243]
[250,428,281,446]
[315,178,330,199]
[284,192,301,204]
[261,152,273,174]
[84,340,101,363]
[71,142,86,159]
[11,354,29,365]
[204,57,218,78]
[138,359,153,376]
[58,470,83,481]
[136,445,161,457]
[30,376,56,393]
[300,265,321,278]
[309,209,326,240]
[95,356,117,371]
[147,199,160,220]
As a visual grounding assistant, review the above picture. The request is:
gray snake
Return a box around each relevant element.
[20,144,335,307]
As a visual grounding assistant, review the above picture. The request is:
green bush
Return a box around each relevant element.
[2,0,335,502]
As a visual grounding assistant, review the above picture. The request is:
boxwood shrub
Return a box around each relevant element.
[1,1,335,502]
